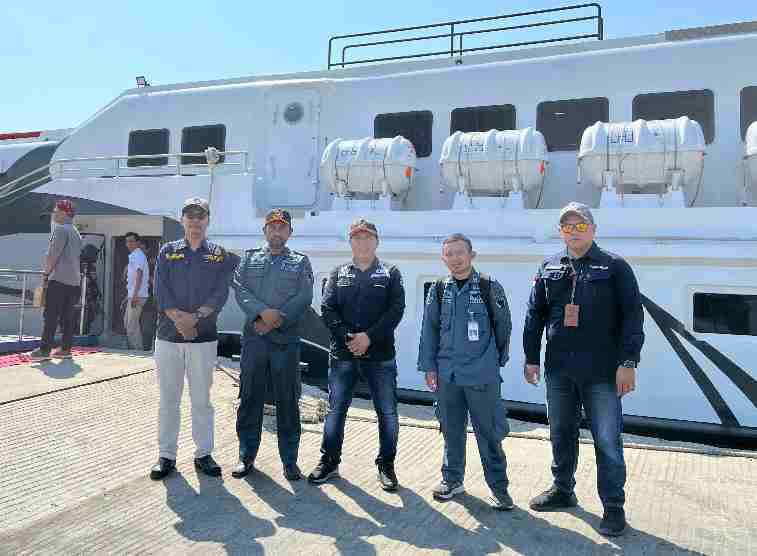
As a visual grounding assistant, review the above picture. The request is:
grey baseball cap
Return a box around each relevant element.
[559,202,594,224]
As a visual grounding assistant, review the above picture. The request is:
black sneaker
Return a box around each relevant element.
[599,507,627,536]
[284,463,303,481]
[529,486,578,512]
[307,457,339,484]
[231,458,255,479]
[489,490,515,511]
[194,455,222,477]
[149,457,175,481]
[377,462,399,492]
[432,481,464,501]
[28,348,51,362]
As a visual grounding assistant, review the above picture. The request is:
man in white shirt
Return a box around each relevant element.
[125,232,150,350]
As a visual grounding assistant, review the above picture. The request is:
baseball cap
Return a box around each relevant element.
[54,199,76,217]
[559,202,594,225]
[182,197,210,215]
[264,208,292,227]
[348,218,379,239]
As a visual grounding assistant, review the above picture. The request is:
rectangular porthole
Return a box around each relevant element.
[693,293,757,336]
[127,129,169,167]
[450,105,516,134]
[740,86,757,140]
[633,89,715,144]
[181,124,227,165]
[536,97,608,152]
[375,111,433,158]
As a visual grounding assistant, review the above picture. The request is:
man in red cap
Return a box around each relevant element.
[308,218,405,491]
[29,199,83,360]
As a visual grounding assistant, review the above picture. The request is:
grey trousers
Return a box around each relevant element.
[124,297,147,351]
[437,376,510,495]
[154,339,217,460]
[237,334,302,466]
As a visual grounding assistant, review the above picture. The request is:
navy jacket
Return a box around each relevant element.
[155,239,239,343]
[321,258,405,361]
[523,243,644,379]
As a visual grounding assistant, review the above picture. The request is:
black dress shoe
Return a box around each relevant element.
[284,463,302,481]
[231,458,255,479]
[150,457,175,481]
[194,455,222,477]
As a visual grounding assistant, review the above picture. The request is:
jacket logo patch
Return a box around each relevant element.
[166,253,185,261]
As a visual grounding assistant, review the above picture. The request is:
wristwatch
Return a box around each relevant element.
[620,359,637,369]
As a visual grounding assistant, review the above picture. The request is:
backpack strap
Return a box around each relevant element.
[478,273,497,334]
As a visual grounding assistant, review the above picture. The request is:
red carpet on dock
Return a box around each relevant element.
[0,347,101,368]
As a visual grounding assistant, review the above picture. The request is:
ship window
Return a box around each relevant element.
[693,293,757,336]
[740,86,757,140]
[633,89,715,144]
[536,97,609,152]
[450,105,516,134]
[127,129,169,167]
[375,111,433,158]
[181,124,226,165]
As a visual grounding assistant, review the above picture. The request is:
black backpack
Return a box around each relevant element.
[435,273,497,334]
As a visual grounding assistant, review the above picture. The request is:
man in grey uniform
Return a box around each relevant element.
[232,209,314,481]
[418,233,514,510]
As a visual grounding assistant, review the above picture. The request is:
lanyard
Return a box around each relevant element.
[568,258,581,304]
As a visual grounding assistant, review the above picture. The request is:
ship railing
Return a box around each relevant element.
[0,269,88,342]
[327,3,603,69]
[0,150,250,201]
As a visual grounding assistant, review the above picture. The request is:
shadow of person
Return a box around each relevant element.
[332,479,503,554]
[248,471,379,555]
[164,472,275,556]
[36,360,82,379]
[458,494,707,556]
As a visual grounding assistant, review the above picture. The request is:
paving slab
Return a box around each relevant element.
[0,353,755,555]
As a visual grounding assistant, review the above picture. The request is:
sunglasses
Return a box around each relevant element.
[560,222,591,233]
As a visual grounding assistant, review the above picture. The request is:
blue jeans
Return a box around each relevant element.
[546,371,626,509]
[321,358,399,465]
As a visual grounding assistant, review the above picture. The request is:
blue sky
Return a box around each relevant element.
[2,0,755,132]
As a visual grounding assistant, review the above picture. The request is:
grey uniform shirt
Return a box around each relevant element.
[418,268,512,386]
[233,246,314,345]
[47,222,83,287]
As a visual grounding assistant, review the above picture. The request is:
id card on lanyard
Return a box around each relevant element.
[467,310,480,342]
[564,260,580,328]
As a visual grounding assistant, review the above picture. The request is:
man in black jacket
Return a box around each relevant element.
[308,219,405,490]
[523,202,644,536]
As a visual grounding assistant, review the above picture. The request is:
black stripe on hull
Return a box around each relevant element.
[642,294,757,427]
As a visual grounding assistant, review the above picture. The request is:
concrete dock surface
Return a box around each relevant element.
[0,350,755,555]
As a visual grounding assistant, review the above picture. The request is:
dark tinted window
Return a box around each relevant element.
[450,105,516,134]
[536,97,608,152]
[740,86,757,140]
[375,111,433,158]
[128,129,169,167]
[633,89,715,144]
[181,124,226,165]
[693,293,757,336]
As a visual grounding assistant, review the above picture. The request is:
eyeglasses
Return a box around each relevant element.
[184,211,208,220]
[560,222,591,233]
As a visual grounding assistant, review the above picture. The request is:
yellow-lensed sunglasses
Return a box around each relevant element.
[559,222,591,233]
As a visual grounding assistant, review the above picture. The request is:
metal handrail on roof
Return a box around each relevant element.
[0,150,250,205]
[327,3,603,69]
